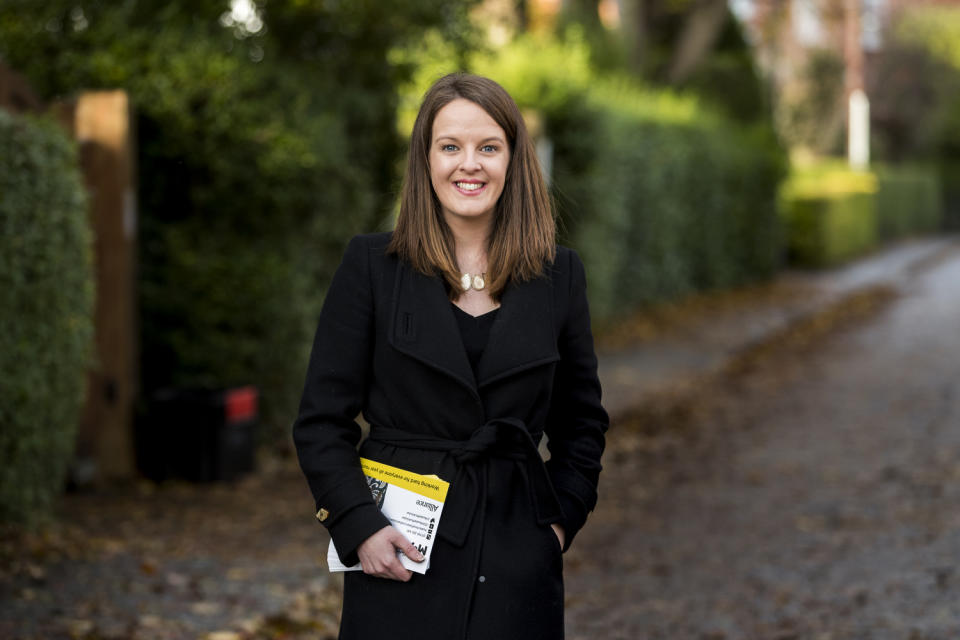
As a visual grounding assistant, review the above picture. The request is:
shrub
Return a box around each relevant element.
[940,162,960,230]
[473,33,787,320]
[681,12,773,127]
[0,1,478,448]
[885,5,960,230]
[0,109,93,525]
[780,193,876,267]
[779,163,876,267]
[132,47,375,440]
[779,161,942,267]
[875,165,941,239]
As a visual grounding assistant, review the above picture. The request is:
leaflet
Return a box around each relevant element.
[327,457,449,575]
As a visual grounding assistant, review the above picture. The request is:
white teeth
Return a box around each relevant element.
[456,182,483,191]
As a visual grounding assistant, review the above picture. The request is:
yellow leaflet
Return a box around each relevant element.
[359,458,449,502]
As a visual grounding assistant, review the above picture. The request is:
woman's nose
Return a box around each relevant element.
[460,151,482,171]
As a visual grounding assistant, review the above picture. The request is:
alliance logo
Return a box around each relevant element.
[416,499,439,512]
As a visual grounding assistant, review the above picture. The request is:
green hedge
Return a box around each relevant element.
[875,165,941,239]
[558,90,785,318]
[132,45,375,440]
[0,109,93,525]
[780,161,942,267]
[779,164,876,266]
[890,6,960,231]
[939,161,960,230]
[472,34,787,320]
[782,193,876,267]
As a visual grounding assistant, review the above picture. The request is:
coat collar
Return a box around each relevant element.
[388,260,559,397]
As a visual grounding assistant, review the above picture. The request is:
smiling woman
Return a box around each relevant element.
[429,98,510,229]
[389,74,556,307]
[293,73,608,640]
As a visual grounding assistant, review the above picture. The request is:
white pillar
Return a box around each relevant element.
[848,88,870,171]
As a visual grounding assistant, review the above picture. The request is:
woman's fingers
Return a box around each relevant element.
[356,526,420,581]
[395,533,425,565]
[358,527,409,580]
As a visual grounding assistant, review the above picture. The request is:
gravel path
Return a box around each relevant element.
[564,243,960,639]
[1,463,341,639]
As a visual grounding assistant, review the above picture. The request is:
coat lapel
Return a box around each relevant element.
[389,261,561,394]
[477,274,560,387]
[389,261,477,395]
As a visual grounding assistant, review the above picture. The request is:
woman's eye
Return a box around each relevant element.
[441,144,458,152]
[480,144,497,153]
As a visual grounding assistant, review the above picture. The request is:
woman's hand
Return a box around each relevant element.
[550,523,566,550]
[356,525,424,581]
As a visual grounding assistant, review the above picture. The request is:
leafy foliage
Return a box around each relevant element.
[779,161,942,267]
[894,5,960,69]
[875,165,942,240]
[473,33,786,319]
[779,49,846,156]
[0,0,479,442]
[0,109,93,525]
[0,0,781,447]
[674,9,773,126]
[879,5,960,228]
[868,43,959,164]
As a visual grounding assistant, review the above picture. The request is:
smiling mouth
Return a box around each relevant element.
[455,181,485,192]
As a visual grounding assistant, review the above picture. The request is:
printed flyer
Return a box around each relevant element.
[327,458,449,575]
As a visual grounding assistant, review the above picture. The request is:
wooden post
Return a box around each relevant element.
[62,92,139,481]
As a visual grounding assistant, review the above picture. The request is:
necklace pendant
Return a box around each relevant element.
[472,273,485,290]
[460,273,472,291]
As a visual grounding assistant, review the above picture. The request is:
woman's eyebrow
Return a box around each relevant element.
[433,134,506,144]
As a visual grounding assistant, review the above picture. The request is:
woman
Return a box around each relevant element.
[293,72,608,640]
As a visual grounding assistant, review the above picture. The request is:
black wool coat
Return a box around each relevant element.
[293,232,608,640]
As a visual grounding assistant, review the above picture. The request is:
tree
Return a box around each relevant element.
[0,0,479,445]
[560,0,773,125]
[618,0,732,83]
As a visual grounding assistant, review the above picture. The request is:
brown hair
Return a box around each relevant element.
[387,72,555,301]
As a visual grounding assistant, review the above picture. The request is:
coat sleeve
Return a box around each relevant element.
[544,248,609,551]
[292,235,390,566]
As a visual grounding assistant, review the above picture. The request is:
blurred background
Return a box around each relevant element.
[2,1,959,638]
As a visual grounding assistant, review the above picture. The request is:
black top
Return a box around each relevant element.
[451,303,499,378]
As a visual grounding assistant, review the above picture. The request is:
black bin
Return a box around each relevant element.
[137,386,258,482]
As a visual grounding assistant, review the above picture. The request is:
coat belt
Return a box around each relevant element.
[367,418,564,547]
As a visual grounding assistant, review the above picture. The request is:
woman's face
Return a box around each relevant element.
[429,98,510,229]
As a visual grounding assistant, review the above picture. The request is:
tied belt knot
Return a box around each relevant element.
[367,418,563,547]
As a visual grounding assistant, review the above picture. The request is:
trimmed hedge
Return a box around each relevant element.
[890,5,960,231]
[473,34,787,320]
[875,165,941,239]
[555,88,785,319]
[780,161,942,267]
[939,161,960,230]
[124,36,380,443]
[781,193,876,267]
[779,164,877,266]
[0,109,93,525]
